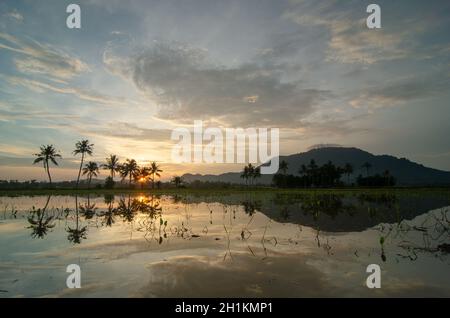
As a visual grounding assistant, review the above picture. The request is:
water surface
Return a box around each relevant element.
[0,192,449,297]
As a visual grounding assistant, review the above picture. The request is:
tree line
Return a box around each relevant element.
[32,141,165,189]
[271,159,395,188]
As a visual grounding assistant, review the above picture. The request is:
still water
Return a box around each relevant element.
[0,192,449,297]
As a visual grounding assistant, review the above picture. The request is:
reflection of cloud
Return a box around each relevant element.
[135,254,332,297]
[368,277,449,298]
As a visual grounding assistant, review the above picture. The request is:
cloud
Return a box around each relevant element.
[284,0,450,65]
[0,32,89,80]
[2,74,132,107]
[349,74,450,109]
[86,122,172,142]
[0,106,80,123]
[105,41,329,127]
[293,115,372,139]
[5,10,23,22]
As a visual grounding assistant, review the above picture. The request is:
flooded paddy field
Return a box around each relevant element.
[0,190,449,297]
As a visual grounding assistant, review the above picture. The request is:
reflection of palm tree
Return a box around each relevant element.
[27,195,55,238]
[79,195,97,219]
[301,194,350,220]
[280,207,290,221]
[101,154,120,179]
[99,194,117,227]
[67,196,87,244]
[150,162,162,189]
[73,140,94,188]
[134,195,166,244]
[33,145,61,186]
[140,195,163,217]
[241,199,261,216]
[117,195,141,222]
[82,161,99,189]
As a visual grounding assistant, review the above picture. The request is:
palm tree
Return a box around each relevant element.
[149,162,163,189]
[241,165,250,185]
[73,140,94,188]
[308,159,318,186]
[383,170,391,185]
[362,162,372,177]
[102,154,120,179]
[344,163,353,185]
[171,176,183,188]
[279,160,289,175]
[252,166,261,185]
[247,164,255,185]
[136,166,151,189]
[120,159,140,186]
[82,161,99,189]
[33,145,61,186]
[299,164,309,187]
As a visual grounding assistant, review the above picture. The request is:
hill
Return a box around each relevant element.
[182,147,450,186]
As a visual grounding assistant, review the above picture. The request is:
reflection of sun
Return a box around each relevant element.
[138,195,146,202]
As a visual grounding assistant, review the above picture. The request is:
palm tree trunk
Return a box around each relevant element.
[45,160,52,185]
[76,153,84,188]
[47,166,52,185]
[88,175,92,189]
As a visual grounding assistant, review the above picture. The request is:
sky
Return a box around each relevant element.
[0,0,449,181]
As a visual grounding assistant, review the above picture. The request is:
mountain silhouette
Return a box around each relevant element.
[182,147,450,186]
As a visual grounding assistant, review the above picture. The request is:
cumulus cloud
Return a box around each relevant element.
[104,41,329,127]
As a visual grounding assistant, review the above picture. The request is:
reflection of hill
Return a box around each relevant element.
[178,193,450,232]
[259,195,450,232]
